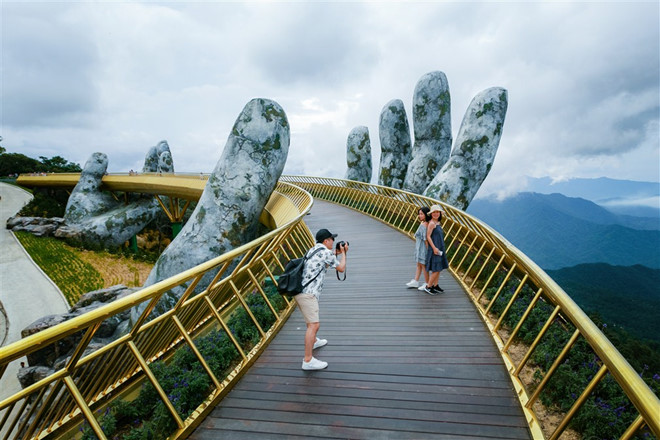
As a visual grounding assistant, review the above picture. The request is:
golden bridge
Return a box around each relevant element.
[2,173,658,439]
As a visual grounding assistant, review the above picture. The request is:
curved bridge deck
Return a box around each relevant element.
[191,200,531,439]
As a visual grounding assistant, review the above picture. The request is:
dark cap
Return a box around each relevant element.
[315,228,337,243]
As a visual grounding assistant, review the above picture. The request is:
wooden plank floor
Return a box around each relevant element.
[190,200,531,440]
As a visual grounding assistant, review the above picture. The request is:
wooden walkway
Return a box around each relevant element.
[190,200,531,440]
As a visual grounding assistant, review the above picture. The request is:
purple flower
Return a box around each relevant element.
[653,373,660,381]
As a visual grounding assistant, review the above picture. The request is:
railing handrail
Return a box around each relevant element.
[0,194,298,365]
[280,175,660,439]
[5,173,659,439]
[1,178,315,439]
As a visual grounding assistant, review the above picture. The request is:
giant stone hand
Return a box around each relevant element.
[375,71,508,210]
[403,71,452,194]
[58,141,175,248]
[377,99,412,189]
[129,98,290,323]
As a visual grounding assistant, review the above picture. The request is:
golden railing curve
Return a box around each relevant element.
[5,173,659,439]
[280,175,660,440]
[1,178,315,440]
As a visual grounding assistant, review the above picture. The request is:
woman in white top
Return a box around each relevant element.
[406,206,430,290]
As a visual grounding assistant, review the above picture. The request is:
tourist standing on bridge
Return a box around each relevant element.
[425,205,449,295]
[406,206,430,291]
[295,228,348,371]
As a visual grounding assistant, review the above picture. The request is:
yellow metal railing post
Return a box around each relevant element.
[549,365,609,440]
[494,274,529,331]
[127,341,185,428]
[462,240,487,284]
[525,329,581,408]
[484,263,517,315]
[63,376,106,439]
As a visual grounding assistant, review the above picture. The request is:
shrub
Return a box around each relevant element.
[478,266,660,439]
[83,284,287,439]
[18,189,69,218]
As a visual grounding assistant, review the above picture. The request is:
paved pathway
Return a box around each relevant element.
[0,182,69,401]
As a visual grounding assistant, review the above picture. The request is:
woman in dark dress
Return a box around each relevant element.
[424,204,449,295]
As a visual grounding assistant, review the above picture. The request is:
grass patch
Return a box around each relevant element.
[77,249,153,288]
[14,231,104,305]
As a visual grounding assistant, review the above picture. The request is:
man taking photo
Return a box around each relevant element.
[295,228,348,370]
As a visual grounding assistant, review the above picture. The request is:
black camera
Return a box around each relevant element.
[335,240,349,251]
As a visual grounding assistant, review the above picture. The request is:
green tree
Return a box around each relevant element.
[0,153,42,176]
[0,152,81,176]
[39,155,81,172]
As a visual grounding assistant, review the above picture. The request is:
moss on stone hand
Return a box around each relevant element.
[425,159,438,178]
[263,103,287,126]
[460,136,489,153]
[260,133,282,153]
[476,102,494,118]
[221,211,251,247]
[196,206,206,223]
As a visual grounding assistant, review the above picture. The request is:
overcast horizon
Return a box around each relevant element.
[2,1,659,200]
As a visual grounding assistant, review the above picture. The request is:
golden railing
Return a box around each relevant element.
[5,173,660,439]
[0,180,315,440]
[15,172,208,200]
[280,175,660,440]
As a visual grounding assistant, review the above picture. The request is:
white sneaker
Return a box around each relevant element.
[417,283,427,291]
[313,337,327,349]
[302,357,328,370]
[406,279,419,288]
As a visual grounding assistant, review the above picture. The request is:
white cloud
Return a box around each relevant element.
[2,3,98,128]
[2,1,658,196]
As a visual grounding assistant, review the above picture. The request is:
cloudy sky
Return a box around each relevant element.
[2,1,659,199]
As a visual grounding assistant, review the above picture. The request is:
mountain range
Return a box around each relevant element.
[467,177,660,342]
[467,191,659,270]
[525,176,659,218]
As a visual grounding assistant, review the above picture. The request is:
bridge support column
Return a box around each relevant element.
[154,195,190,240]
[172,221,182,238]
[129,235,138,252]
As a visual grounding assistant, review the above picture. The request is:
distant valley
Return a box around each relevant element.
[467,192,659,270]
[525,176,660,218]
[546,264,660,343]
[467,177,660,343]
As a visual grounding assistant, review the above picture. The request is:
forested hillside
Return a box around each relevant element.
[467,192,660,269]
[546,263,660,343]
